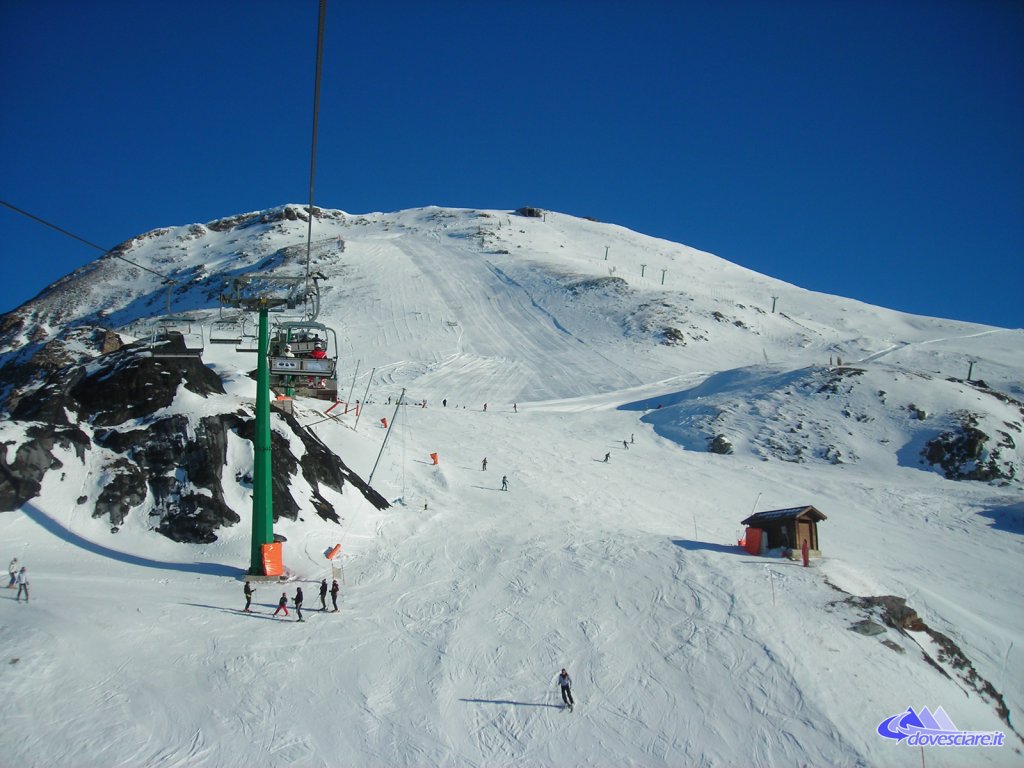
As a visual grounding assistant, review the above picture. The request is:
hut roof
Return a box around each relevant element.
[741,505,827,526]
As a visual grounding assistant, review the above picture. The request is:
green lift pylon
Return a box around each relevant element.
[249,301,275,575]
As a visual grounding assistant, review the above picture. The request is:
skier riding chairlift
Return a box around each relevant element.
[308,341,327,388]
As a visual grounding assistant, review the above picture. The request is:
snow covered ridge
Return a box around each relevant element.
[626,363,1023,483]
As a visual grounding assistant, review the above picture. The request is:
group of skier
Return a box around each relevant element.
[604,433,635,462]
[238,578,577,708]
[480,457,510,492]
[244,578,340,621]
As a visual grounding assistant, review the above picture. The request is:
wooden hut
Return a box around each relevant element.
[741,505,827,557]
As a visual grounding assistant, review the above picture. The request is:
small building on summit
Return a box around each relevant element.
[740,505,827,557]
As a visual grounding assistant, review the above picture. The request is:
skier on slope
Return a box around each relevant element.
[7,558,17,588]
[243,581,254,613]
[501,475,508,491]
[294,587,305,622]
[274,592,289,617]
[481,457,487,472]
[330,579,340,612]
[319,579,328,611]
[15,567,29,603]
[557,668,574,710]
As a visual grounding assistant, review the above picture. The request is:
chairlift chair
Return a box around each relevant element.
[268,320,339,399]
[147,330,204,359]
[210,318,243,345]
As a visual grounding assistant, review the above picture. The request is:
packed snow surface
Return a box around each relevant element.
[1,206,1022,767]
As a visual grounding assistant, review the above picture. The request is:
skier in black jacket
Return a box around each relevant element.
[294,587,304,622]
[243,581,254,613]
[319,579,328,610]
[557,668,574,710]
[330,579,340,612]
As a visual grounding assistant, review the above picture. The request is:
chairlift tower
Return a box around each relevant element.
[223,273,322,576]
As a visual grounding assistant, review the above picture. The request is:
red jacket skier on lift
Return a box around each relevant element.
[307,341,327,388]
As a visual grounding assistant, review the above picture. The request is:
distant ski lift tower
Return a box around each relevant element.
[223,273,322,576]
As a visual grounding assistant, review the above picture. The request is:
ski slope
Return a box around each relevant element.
[0,206,1021,767]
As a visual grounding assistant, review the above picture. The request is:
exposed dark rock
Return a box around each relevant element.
[908,403,927,420]
[206,212,261,232]
[923,411,1017,483]
[566,277,629,297]
[821,445,845,464]
[267,206,307,223]
[0,427,90,511]
[709,434,734,455]
[93,412,247,539]
[661,327,686,346]
[880,638,905,654]
[69,337,223,427]
[1,332,387,542]
[814,367,865,396]
[850,595,923,631]
[9,370,82,425]
[515,207,544,218]
[287,409,389,516]
[0,443,42,512]
[94,459,147,527]
[849,619,886,636]
[843,593,1019,739]
[1,327,127,417]
[157,493,240,544]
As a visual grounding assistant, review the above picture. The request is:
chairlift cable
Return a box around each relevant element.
[304,0,327,296]
[0,199,177,285]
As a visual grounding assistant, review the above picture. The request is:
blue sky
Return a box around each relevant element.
[2,1,1021,327]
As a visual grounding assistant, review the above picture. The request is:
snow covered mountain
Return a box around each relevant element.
[0,204,1021,767]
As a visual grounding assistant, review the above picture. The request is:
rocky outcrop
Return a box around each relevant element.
[0,335,388,542]
[69,335,223,426]
[0,423,91,510]
[923,411,1017,483]
[708,434,734,455]
[0,327,127,414]
[516,207,544,218]
[843,593,1019,739]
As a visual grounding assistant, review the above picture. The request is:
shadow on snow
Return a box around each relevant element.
[459,698,563,709]
[671,538,745,555]
[978,502,1024,535]
[20,502,244,578]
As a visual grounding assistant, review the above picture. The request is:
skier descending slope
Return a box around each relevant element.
[557,668,574,711]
